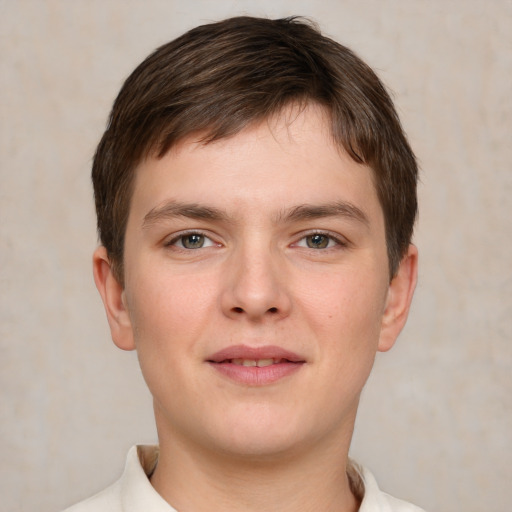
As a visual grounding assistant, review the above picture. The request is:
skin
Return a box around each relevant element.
[94,104,417,512]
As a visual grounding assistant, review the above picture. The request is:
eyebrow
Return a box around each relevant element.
[142,201,230,229]
[277,201,370,226]
[142,200,369,229]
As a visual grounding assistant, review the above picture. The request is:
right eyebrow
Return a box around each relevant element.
[142,201,230,229]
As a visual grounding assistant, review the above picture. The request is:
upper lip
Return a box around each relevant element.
[207,345,305,363]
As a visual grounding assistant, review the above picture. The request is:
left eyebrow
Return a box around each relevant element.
[142,201,230,229]
[276,201,370,226]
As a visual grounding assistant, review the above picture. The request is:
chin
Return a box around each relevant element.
[204,407,319,460]
[216,432,306,461]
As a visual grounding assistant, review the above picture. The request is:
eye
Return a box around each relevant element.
[296,233,341,249]
[170,232,216,249]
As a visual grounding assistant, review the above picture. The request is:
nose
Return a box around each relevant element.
[220,243,292,322]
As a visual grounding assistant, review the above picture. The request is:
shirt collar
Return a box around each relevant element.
[119,445,416,512]
[120,446,177,512]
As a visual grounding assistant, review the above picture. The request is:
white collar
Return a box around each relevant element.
[118,445,424,512]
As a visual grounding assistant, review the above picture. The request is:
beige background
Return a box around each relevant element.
[1,1,511,511]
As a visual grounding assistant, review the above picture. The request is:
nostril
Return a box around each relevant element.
[231,306,279,315]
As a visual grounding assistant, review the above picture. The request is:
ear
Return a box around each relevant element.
[378,244,418,352]
[92,246,136,351]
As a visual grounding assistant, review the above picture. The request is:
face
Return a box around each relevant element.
[94,104,417,460]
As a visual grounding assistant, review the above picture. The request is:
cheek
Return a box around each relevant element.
[123,271,216,414]
[290,273,387,427]
[296,267,388,344]
[124,267,218,358]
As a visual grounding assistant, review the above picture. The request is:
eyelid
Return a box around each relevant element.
[293,230,349,249]
[164,229,220,249]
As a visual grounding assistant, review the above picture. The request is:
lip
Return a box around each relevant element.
[207,345,305,386]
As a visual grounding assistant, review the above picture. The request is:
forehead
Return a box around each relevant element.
[129,104,382,225]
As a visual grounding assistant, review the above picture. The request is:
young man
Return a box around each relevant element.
[66,16,423,512]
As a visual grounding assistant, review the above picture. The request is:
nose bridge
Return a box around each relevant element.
[222,235,291,320]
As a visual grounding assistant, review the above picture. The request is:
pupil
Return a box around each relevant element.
[307,234,328,249]
[183,234,204,248]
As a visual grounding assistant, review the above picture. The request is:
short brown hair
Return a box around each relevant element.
[92,16,418,282]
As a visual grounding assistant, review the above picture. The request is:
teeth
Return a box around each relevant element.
[231,358,277,367]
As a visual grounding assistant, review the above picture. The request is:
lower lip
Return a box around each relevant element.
[208,361,303,386]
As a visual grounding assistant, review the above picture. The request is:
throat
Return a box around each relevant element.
[148,441,361,512]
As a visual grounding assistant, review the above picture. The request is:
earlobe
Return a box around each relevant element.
[92,247,136,351]
[378,245,418,352]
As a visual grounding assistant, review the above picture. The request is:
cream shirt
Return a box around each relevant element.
[63,446,425,512]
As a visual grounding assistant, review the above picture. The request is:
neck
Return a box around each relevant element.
[150,412,361,512]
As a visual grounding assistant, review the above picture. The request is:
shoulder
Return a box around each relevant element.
[380,492,426,512]
[61,479,123,512]
[61,445,173,512]
[355,463,427,512]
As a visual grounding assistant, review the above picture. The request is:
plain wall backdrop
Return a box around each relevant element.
[1,1,511,511]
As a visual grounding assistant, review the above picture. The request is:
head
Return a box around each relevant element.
[92,16,419,463]
[92,16,418,285]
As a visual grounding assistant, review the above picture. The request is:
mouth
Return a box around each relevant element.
[207,345,305,385]
[227,358,294,367]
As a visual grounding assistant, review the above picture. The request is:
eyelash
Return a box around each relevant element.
[163,230,348,251]
[164,230,218,250]
[294,231,348,250]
